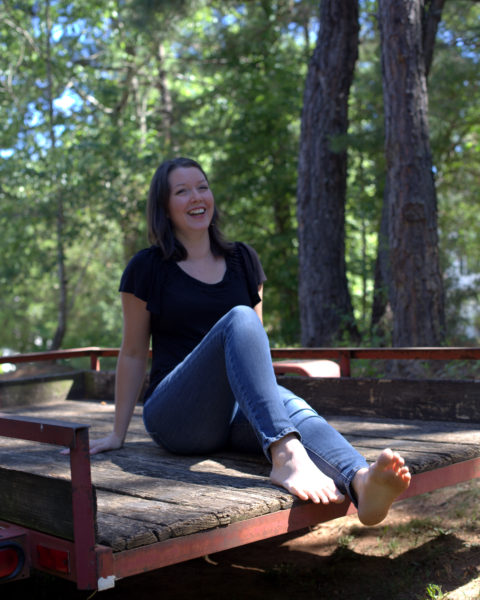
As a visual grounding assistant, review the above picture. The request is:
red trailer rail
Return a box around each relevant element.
[1,345,480,376]
[1,347,480,590]
[1,408,479,591]
[0,415,101,589]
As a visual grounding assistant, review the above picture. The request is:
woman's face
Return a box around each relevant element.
[167,167,215,240]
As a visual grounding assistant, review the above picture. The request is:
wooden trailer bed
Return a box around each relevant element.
[1,375,480,591]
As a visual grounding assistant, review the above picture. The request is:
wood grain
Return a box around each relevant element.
[1,395,479,550]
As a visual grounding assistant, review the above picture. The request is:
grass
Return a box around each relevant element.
[421,583,448,600]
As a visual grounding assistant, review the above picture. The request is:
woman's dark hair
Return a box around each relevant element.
[146,157,233,260]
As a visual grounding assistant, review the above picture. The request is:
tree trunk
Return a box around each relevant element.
[157,41,175,150]
[378,0,445,346]
[371,0,446,343]
[297,0,359,347]
[45,0,67,350]
[423,0,447,77]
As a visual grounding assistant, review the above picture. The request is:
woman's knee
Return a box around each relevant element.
[225,305,264,338]
[227,305,258,324]
[282,393,323,424]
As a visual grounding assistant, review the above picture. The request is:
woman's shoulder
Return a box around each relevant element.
[233,241,266,283]
[120,246,169,299]
[123,245,170,273]
[127,245,163,264]
[234,240,260,261]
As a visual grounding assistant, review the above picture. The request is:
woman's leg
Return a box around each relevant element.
[143,306,298,455]
[230,386,411,520]
[278,387,368,502]
[229,387,366,505]
[144,305,410,521]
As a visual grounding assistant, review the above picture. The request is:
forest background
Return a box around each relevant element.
[0,0,479,363]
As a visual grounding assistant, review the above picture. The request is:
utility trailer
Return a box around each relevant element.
[0,347,479,591]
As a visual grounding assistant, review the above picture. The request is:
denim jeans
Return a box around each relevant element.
[143,305,368,503]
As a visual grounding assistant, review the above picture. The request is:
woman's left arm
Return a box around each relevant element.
[254,284,263,324]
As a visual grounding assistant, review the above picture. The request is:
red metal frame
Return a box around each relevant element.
[1,347,480,589]
[2,411,479,590]
[0,415,98,589]
[1,346,480,377]
[103,456,480,582]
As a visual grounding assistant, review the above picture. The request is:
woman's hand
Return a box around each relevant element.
[89,432,124,455]
[60,432,123,455]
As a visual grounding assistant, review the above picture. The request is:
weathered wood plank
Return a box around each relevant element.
[327,415,480,445]
[278,376,480,422]
[2,399,480,551]
[96,512,158,551]
[0,468,75,539]
[96,491,222,549]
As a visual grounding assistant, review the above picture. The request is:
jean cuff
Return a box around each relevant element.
[344,465,366,508]
[263,427,301,462]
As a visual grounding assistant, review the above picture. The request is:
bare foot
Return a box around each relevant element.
[353,448,411,526]
[269,434,345,505]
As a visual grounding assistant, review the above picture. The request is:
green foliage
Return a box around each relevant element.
[421,583,446,600]
[430,0,480,345]
[0,0,478,352]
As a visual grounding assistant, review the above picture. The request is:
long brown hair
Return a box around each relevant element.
[146,157,233,260]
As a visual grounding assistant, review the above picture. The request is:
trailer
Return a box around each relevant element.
[1,348,479,591]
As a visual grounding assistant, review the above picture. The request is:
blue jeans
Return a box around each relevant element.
[143,306,368,503]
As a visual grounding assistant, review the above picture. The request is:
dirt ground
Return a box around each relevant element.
[6,478,480,600]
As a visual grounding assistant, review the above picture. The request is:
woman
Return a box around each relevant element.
[90,157,411,526]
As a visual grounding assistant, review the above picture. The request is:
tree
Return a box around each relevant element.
[378,0,445,346]
[297,0,360,346]
[371,0,446,344]
[1,1,478,355]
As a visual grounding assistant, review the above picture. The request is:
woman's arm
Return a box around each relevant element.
[89,292,151,454]
[254,284,263,324]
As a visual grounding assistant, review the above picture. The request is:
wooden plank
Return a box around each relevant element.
[349,445,476,474]
[327,415,480,445]
[88,459,289,521]
[96,491,223,550]
[0,373,86,407]
[278,376,480,422]
[2,400,480,553]
[0,468,75,539]
[96,512,158,551]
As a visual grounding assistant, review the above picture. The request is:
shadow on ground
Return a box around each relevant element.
[6,529,480,600]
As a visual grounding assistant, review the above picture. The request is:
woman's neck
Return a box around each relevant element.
[176,231,212,261]
[174,231,226,284]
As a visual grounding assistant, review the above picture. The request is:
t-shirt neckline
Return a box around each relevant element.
[172,256,229,287]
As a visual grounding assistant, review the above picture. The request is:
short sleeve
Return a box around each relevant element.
[241,243,266,286]
[119,249,152,300]
[235,242,266,307]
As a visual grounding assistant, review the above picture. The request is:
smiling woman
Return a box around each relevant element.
[86,156,411,526]
[146,158,232,262]
[167,167,215,241]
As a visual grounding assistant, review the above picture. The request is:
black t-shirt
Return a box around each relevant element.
[119,242,266,399]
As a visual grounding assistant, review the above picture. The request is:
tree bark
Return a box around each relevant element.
[45,0,67,350]
[297,0,359,346]
[370,192,392,343]
[378,0,445,346]
[423,0,447,77]
[371,0,446,343]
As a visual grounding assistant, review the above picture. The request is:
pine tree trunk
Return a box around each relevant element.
[378,0,445,346]
[45,0,67,350]
[297,0,359,347]
[371,0,445,341]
